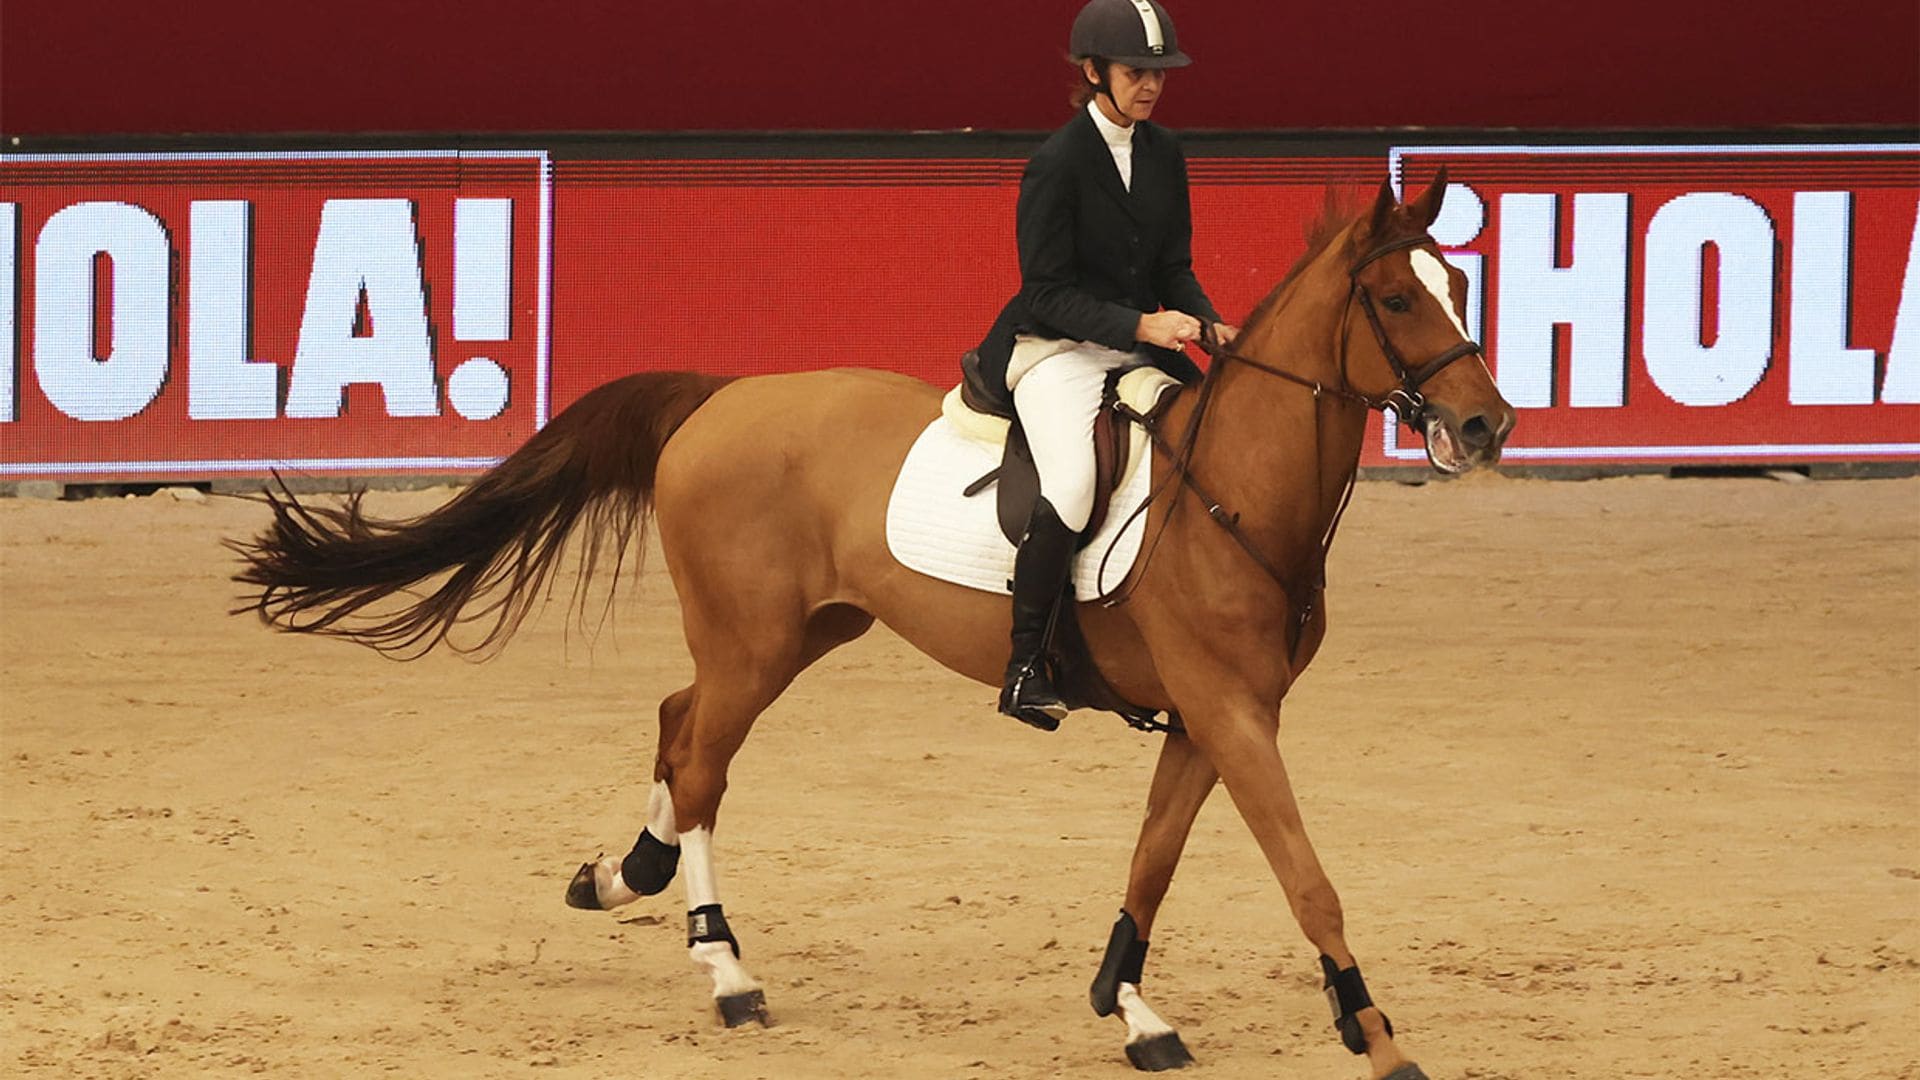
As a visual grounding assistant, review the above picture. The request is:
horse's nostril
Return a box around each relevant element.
[1461,415,1493,450]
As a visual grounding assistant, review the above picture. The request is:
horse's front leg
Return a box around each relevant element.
[1090,729,1217,1071]
[1180,692,1427,1080]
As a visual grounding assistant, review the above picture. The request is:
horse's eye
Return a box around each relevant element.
[1383,295,1410,313]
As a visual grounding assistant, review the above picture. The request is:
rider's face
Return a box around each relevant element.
[1086,61,1166,126]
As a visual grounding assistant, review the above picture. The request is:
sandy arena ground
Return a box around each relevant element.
[2,473,1915,1079]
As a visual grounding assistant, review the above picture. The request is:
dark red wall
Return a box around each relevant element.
[5,0,1915,137]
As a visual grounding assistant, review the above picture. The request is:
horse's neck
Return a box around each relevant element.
[1184,267,1369,586]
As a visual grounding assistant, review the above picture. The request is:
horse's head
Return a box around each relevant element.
[1339,170,1516,473]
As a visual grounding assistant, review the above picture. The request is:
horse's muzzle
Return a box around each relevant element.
[1424,401,1516,474]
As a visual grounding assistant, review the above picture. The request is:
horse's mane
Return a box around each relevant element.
[1237,188,1362,335]
[1235,185,1432,341]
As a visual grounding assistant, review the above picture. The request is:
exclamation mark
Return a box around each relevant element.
[1,204,17,423]
[448,198,513,420]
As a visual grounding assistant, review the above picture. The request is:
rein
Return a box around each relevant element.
[1101,232,1484,664]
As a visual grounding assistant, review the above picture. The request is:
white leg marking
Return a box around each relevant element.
[592,780,683,909]
[647,779,680,844]
[1116,983,1177,1043]
[593,858,641,908]
[682,825,720,908]
[682,826,760,998]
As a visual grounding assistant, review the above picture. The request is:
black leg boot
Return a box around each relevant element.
[999,497,1078,731]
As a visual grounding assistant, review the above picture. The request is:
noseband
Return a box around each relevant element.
[1201,232,1484,431]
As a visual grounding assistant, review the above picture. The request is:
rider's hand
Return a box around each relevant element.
[1137,310,1204,350]
[1212,322,1240,346]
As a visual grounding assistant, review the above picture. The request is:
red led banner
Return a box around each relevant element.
[1388,144,1919,465]
[1,151,552,478]
[3,145,1914,480]
[542,156,1386,417]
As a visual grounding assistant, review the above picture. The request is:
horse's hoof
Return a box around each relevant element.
[564,859,603,910]
[1124,1032,1195,1071]
[715,989,771,1028]
[1382,1065,1431,1080]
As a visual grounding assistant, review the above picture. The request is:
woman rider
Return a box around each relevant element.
[975,0,1238,731]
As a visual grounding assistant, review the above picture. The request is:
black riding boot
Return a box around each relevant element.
[1000,497,1077,731]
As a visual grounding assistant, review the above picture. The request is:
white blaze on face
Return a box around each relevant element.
[1410,247,1495,385]
[1409,248,1470,340]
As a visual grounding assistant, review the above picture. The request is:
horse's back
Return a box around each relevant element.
[652,367,941,561]
[662,367,938,467]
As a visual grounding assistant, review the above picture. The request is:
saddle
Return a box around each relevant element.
[954,351,1178,548]
[951,349,1185,735]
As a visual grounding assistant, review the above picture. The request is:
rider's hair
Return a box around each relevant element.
[1068,55,1111,109]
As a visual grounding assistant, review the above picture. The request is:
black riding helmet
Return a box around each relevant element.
[1069,0,1192,69]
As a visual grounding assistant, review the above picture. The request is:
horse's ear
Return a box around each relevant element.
[1410,165,1450,229]
[1366,177,1396,237]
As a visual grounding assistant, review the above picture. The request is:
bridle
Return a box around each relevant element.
[1103,231,1484,666]
[1207,231,1484,433]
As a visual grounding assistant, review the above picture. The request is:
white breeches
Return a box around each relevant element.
[1008,339,1141,534]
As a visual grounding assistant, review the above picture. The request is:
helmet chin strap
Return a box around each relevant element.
[1089,63,1129,124]
[1089,63,1114,107]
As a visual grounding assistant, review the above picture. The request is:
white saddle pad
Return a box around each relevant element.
[884,395,1164,601]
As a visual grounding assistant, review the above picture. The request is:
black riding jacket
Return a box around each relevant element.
[972,107,1221,409]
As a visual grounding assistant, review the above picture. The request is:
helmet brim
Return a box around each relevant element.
[1109,49,1192,69]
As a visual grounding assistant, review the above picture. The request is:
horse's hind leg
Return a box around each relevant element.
[1090,729,1218,1071]
[666,604,874,1026]
[566,686,695,911]
[570,602,872,912]
[569,596,872,1025]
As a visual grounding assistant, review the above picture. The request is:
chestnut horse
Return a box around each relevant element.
[233,174,1513,1078]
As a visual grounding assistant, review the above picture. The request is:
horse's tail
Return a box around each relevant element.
[230,371,734,658]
